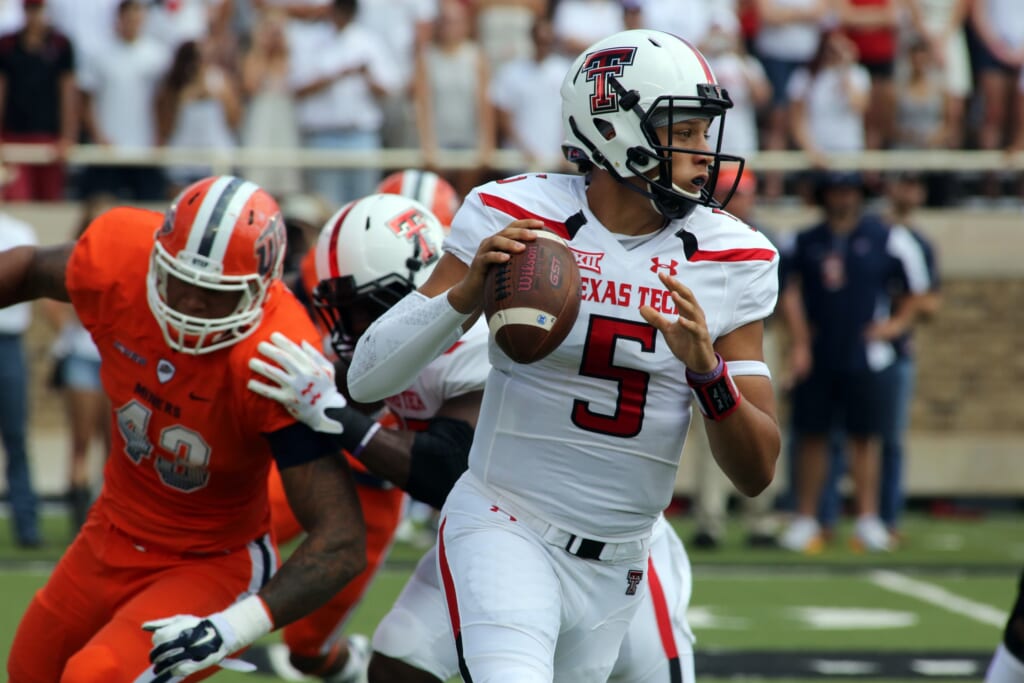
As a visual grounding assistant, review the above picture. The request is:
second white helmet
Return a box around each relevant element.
[312,193,446,357]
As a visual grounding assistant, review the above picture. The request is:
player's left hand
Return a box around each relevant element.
[639,271,718,373]
[248,331,347,434]
[143,614,256,681]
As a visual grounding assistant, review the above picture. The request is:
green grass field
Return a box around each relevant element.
[1,510,1018,681]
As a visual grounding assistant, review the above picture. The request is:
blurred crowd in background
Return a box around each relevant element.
[1,0,1023,208]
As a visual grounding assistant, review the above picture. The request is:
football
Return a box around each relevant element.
[483,229,581,364]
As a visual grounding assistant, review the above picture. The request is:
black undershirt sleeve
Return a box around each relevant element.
[264,421,338,470]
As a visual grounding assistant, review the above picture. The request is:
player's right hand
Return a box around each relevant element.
[447,219,541,314]
[248,332,347,434]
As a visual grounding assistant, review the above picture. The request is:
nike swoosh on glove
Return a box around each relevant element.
[247,331,347,434]
[143,595,272,681]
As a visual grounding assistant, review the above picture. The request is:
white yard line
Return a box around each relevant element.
[868,569,1008,628]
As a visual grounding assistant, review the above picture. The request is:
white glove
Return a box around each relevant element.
[143,595,272,680]
[248,331,347,434]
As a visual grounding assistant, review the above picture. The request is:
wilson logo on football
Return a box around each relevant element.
[570,248,604,274]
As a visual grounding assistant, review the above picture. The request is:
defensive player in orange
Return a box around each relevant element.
[4,176,366,683]
[252,193,485,682]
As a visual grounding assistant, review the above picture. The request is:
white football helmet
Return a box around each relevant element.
[147,175,286,355]
[312,193,446,358]
[561,29,745,218]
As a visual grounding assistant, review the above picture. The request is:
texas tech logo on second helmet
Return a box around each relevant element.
[578,46,637,114]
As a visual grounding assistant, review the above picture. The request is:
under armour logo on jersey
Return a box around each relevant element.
[650,258,679,276]
[625,569,644,596]
[578,46,637,114]
[157,359,176,384]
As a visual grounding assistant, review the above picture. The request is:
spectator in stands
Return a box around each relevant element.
[623,0,734,47]
[702,9,772,158]
[241,7,302,197]
[906,0,972,149]
[41,196,115,536]
[155,38,242,192]
[471,0,547,72]
[489,15,570,170]
[43,0,120,58]
[0,198,40,549]
[788,30,870,172]
[78,0,171,201]
[144,0,229,51]
[0,0,76,201]
[292,0,400,206]
[970,0,1024,194]
[751,0,829,198]
[893,37,950,150]
[777,171,931,554]
[414,0,494,196]
[552,0,623,57]
[689,165,784,549]
[834,0,901,151]
[357,0,437,150]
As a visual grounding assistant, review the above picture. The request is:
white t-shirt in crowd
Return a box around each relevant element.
[0,214,37,334]
[291,22,401,133]
[707,51,767,155]
[357,0,437,87]
[45,0,120,58]
[553,0,624,48]
[633,0,737,47]
[78,36,171,149]
[489,53,572,163]
[787,64,871,152]
[753,0,823,62]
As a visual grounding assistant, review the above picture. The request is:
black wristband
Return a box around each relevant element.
[687,355,742,421]
[325,406,379,455]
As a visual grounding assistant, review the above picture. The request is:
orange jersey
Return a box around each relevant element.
[68,207,323,555]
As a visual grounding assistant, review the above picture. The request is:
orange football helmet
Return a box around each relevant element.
[376,169,460,229]
[147,175,286,354]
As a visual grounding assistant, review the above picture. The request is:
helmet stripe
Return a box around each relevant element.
[206,180,261,263]
[197,176,246,257]
[325,200,358,279]
[678,37,715,83]
[185,175,237,255]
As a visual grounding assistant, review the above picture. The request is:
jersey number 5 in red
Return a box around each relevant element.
[571,315,656,437]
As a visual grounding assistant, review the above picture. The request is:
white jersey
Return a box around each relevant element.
[445,174,778,539]
[383,318,490,425]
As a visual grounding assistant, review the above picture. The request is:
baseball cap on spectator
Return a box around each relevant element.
[23,0,44,6]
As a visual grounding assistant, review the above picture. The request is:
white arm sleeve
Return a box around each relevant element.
[347,290,472,403]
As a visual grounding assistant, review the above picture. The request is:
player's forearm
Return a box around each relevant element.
[0,244,71,307]
[346,426,414,489]
[265,457,366,626]
[704,395,780,497]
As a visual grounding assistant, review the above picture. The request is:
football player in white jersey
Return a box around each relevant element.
[249,194,489,682]
[254,189,702,683]
[341,28,781,682]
